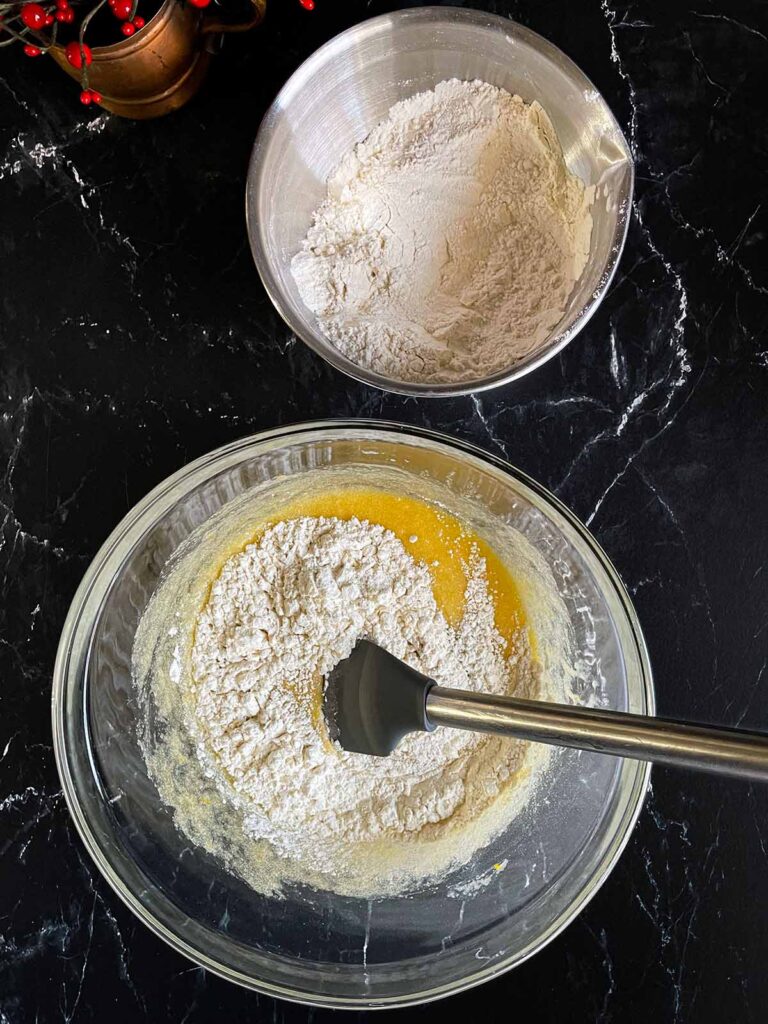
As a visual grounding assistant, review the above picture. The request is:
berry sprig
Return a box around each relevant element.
[0,3,59,56]
[107,0,142,36]
[55,0,75,24]
[0,0,142,58]
[1,0,317,107]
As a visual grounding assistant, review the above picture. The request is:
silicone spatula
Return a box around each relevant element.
[324,639,768,781]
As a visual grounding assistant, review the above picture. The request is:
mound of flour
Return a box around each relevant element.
[190,516,532,875]
[291,79,593,384]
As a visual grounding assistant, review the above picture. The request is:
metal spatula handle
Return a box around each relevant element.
[325,641,768,782]
[427,687,768,782]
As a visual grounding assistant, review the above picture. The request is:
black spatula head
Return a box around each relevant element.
[324,640,436,756]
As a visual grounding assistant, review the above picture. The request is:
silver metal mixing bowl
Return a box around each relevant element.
[246,7,633,397]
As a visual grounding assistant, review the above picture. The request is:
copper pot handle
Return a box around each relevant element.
[201,0,265,35]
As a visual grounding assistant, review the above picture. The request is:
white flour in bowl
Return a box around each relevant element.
[190,516,535,883]
[132,463,575,898]
[291,79,593,384]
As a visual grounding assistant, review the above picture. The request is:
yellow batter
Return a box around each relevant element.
[202,487,529,652]
[134,470,567,897]
[278,488,528,648]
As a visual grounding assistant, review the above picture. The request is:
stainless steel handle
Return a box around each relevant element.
[426,687,768,782]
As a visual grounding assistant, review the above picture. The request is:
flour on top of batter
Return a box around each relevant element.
[190,515,535,879]
[132,472,567,898]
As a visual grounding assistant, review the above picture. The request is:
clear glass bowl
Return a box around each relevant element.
[52,422,652,1008]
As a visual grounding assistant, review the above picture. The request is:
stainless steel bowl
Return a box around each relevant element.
[246,7,633,397]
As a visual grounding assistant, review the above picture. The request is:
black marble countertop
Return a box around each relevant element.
[1,0,767,1020]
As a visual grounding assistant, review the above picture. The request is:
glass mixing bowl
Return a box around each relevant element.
[52,422,652,1008]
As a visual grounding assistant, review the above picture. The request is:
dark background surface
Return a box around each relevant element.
[1,0,767,1020]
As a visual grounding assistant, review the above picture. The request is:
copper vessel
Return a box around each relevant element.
[50,0,266,119]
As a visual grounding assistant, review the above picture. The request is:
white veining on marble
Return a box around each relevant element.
[1,390,67,563]
[691,10,768,42]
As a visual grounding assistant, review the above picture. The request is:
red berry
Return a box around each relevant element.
[133,15,144,28]
[55,0,69,8]
[44,12,54,24]
[112,0,132,17]
[79,88,103,105]
[23,43,42,56]
[20,3,47,29]
[55,7,74,21]
[64,40,92,68]
[121,20,135,34]
[299,0,315,9]
[187,0,211,8]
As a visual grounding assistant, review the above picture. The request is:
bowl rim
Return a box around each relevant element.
[245,6,635,398]
[52,420,653,1009]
